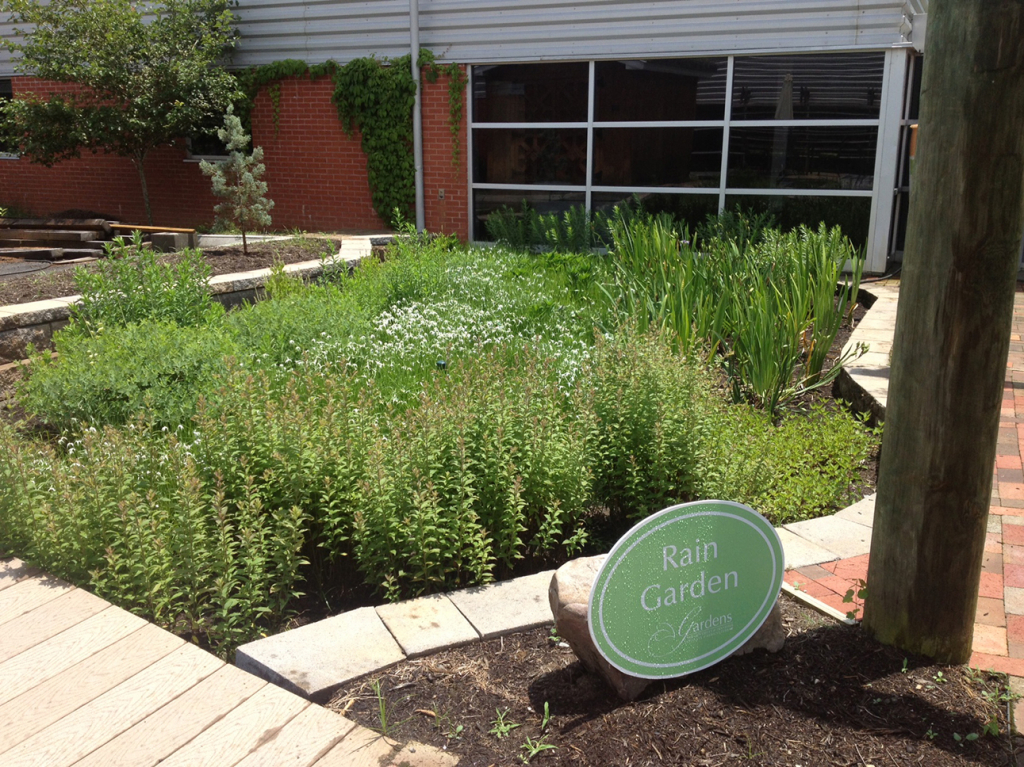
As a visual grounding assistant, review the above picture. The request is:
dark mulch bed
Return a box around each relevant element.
[0,236,343,307]
[328,595,1020,766]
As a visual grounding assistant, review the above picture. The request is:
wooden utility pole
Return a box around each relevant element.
[863,0,1024,663]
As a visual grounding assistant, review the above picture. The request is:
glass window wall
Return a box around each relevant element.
[594,58,726,121]
[472,63,588,123]
[470,52,890,245]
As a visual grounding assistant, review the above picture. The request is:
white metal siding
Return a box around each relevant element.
[2,1,925,79]
[414,0,913,65]
[0,21,17,78]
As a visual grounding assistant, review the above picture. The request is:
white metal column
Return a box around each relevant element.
[864,47,909,274]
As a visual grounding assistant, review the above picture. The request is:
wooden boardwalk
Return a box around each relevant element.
[0,558,449,767]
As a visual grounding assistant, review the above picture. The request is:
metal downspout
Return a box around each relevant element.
[410,0,425,232]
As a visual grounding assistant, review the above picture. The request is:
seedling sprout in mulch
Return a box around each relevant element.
[329,596,1020,766]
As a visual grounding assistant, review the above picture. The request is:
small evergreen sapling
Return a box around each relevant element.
[200,107,274,255]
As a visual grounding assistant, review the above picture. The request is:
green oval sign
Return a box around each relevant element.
[588,500,784,679]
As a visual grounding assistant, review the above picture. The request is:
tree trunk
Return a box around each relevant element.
[241,229,248,256]
[133,152,154,225]
[862,0,1024,663]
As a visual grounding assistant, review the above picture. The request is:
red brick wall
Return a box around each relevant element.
[1,77,220,225]
[0,73,478,234]
[421,67,470,240]
[250,75,384,232]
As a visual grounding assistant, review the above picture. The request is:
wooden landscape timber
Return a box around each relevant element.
[0,218,196,261]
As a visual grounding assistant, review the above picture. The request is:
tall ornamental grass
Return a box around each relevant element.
[605,207,865,415]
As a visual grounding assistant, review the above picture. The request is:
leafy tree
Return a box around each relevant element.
[200,106,274,254]
[0,0,238,224]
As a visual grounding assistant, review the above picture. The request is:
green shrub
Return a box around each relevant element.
[695,206,776,250]
[349,349,595,598]
[190,350,596,601]
[226,280,370,367]
[19,320,237,431]
[71,232,222,334]
[589,330,712,523]
[486,202,607,253]
[0,419,307,655]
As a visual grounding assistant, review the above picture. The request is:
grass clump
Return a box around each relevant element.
[604,208,864,416]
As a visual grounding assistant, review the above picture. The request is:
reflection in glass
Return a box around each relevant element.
[472,63,589,123]
[725,195,871,248]
[731,52,885,120]
[726,127,877,190]
[592,192,719,234]
[592,127,722,187]
[0,79,14,155]
[473,190,586,241]
[473,129,588,185]
[594,58,726,121]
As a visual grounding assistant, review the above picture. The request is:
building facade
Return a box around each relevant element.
[0,0,929,273]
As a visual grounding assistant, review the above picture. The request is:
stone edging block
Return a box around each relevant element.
[447,570,555,639]
[375,594,479,658]
[235,606,404,703]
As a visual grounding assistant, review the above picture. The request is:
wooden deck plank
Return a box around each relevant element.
[312,726,398,767]
[233,703,356,767]
[1,642,223,767]
[0,558,37,592]
[0,623,181,755]
[0,588,109,664]
[73,664,267,767]
[0,606,147,706]
[0,574,74,626]
[155,681,310,767]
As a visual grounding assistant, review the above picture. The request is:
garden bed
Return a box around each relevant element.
[0,217,882,658]
[329,594,1019,766]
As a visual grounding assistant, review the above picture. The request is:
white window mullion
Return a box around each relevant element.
[719,56,735,214]
[586,60,595,214]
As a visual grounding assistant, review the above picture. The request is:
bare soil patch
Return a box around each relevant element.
[0,236,343,307]
[328,595,1019,766]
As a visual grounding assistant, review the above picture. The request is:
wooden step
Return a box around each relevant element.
[0,229,94,243]
[57,248,103,260]
[0,218,112,235]
[0,247,62,260]
[0,239,104,251]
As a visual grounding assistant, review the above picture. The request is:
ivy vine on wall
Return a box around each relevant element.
[232,53,466,227]
[423,54,469,164]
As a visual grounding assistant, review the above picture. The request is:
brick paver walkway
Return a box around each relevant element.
[786,293,1024,681]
